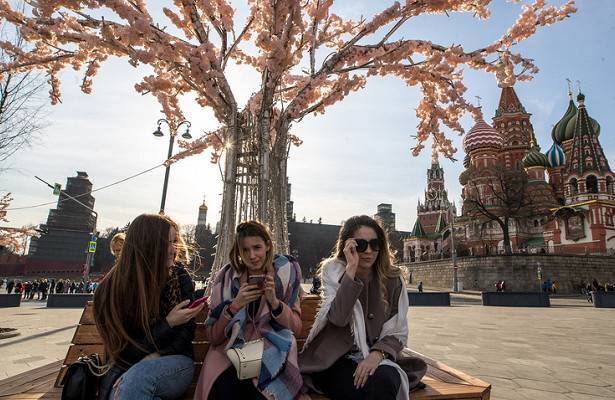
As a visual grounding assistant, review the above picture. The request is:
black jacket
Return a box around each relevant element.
[97,265,196,399]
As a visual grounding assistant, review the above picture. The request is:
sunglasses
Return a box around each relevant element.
[354,238,380,253]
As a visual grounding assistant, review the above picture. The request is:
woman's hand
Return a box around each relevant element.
[230,282,263,311]
[264,275,280,310]
[143,352,160,361]
[353,351,384,388]
[165,299,204,328]
[343,239,359,280]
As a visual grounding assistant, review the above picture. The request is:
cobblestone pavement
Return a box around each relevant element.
[0,301,82,379]
[409,297,615,400]
[1,296,614,400]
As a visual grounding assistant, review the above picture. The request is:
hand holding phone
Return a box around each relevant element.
[248,274,266,288]
[188,295,208,309]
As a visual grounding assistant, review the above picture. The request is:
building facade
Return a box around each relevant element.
[404,162,456,261]
[26,171,97,275]
[406,84,615,258]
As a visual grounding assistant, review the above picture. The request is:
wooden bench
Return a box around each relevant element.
[0,294,490,399]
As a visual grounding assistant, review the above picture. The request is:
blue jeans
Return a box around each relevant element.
[109,355,194,400]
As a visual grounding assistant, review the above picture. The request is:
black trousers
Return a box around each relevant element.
[209,366,267,400]
[312,356,401,400]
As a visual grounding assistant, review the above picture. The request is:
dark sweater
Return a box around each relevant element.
[97,265,196,399]
[115,265,196,368]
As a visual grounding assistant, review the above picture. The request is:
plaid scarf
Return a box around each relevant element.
[205,255,302,400]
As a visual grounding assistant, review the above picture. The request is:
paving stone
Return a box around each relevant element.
[512,378,569,393]
[558,382,615,397]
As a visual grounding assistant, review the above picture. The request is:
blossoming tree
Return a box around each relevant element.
[0,193,37,253]
[0,0,576,272]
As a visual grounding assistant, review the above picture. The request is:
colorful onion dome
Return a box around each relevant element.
[522,144,549,169]
[551,95,577,144]
[463,116,503,153]
[545,142,565,168]
[552,93,601,144]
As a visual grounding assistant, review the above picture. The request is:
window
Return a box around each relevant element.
[586,175,598,194]
[607,177,614,195]
[570,178,578,195]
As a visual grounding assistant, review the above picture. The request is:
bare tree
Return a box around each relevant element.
[463,164,533,254]
[0,4,47,164]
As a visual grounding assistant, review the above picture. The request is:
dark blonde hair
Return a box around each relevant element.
[94,213,179,365]
[109,232,125,256]
[229,221,274,274]
[327,215,400,311]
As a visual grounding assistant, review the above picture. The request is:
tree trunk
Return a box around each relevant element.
[209,114,290,285]
[501,217,512,255]
[209,111,239,285]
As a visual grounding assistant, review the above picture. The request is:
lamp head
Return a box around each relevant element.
[181,128,192,139]
[153,126,164,137]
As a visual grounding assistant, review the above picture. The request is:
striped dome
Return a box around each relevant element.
[522,145,549,169]
[463,117,503,153]
[545,142,565,168]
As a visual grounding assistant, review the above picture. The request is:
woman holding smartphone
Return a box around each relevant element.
[299,215,426,400]
[195,221,303,400]
[94,214,204,400]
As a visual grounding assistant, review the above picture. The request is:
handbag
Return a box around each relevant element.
[226,338,264,380]
[61,353,109,400]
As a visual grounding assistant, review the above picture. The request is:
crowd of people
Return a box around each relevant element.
[0,278,99,300]
[582,279,615,303]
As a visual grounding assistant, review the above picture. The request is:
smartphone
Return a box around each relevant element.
[188,295,208,309]
[248,274,266,288]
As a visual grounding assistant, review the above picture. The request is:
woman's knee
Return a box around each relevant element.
[368,366,401,393]
[113,356,194,399]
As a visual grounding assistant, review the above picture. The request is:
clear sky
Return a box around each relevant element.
[2,0,614,235]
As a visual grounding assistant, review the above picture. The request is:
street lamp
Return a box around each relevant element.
[152,119,192,213]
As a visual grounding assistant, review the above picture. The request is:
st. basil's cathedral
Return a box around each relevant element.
[404,83,615,260]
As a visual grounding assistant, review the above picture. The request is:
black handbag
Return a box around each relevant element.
[61,353,108,400]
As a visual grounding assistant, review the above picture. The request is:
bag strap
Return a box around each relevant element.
[79,354,112,377]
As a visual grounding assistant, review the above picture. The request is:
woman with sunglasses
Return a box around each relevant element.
[194,220,304,400]
[300,215,426,400]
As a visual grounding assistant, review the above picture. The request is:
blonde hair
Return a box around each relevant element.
[109,233,125,256]
[229,221,274,274]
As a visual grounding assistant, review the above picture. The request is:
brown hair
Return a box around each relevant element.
[94,213,179,365]
[109,232,125,256]
[229,221,274,274]
[327,215,400,311]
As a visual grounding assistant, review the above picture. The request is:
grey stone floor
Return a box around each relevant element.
[409,296,615,400]
[1,296,614,399]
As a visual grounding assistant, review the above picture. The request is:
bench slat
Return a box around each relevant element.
[0,293,490,399]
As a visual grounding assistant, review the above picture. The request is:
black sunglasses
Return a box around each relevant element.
[354,238,380,253]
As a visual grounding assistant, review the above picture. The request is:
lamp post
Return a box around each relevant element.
[153,119,192,213]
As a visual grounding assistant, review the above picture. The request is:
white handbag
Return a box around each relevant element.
[226,338,264,380]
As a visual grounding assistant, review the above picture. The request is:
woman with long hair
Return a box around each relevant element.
[194,221,304,400]
[94,214,204,400]
[299,215,426,400]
